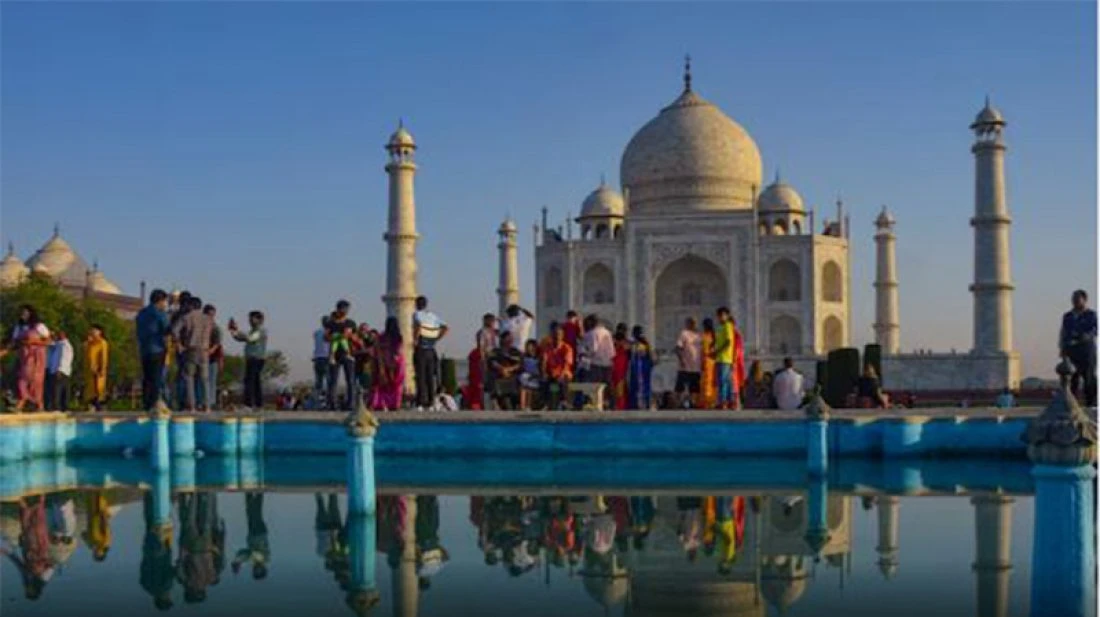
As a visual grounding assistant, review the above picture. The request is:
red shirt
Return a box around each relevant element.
[562,322,581,352]
[543,340,574,381]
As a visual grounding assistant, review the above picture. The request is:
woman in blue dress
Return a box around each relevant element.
[627,325,655,409]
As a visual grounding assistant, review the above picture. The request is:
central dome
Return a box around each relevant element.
[621,82,763,213]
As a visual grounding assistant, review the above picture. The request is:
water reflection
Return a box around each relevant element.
[0,480,1094,617]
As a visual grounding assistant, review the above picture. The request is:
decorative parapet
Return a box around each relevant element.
[803,386,832,421]
[148,399,172,421]
[1023,359,1097,466]
[345,401,380,439]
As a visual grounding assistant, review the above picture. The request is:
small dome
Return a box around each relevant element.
[758,175,805,213]
[582,574,629,608]
[25,227,91,287]
[620,69,763,213]
[387,122,416,149]
[579,181,626,220]
[89,268,122,295]
[499,218,517,233]
[874,206,896,229]
[971,97,1006,129]
[761,556,809,611]
[0,243,29,288]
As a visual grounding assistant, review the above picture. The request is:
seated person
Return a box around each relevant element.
[489,332,523,410]
[857,365,889,408]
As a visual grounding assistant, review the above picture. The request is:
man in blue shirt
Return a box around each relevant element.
[412,296,449,409]
[1060,289,1097,406]
[136,289,171,410]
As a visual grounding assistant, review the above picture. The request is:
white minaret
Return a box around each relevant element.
[383,121,419,394]
[873,207,900,354]
[497,218,519,316]
[972,495,1014,617]
[970,98,1014,354]
[875,496,900,579]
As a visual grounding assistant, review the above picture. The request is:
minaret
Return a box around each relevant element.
[383,121,420,394]
[873,207,900,354]
[497,218,519,316]
[875,496,900,579]
[972,495,1014,617]
[969,98,1014,354]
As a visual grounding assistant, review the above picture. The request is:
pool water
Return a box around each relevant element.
[0,458,1091,617]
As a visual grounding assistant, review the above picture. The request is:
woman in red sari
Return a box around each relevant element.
[732,320,746,410]
[370,317,405,411]
[464,339,485,411]
[13,305,50,413]
[610,331,630,410]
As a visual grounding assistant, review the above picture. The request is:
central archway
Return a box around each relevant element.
[655,255,727,353]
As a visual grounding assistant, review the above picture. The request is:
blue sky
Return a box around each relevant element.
[2,2,1095,381]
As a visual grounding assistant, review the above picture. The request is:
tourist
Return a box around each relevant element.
[743,361,767,409]
[412,296,449,409]
[82,490,113,561]
[2,496,52,600]
[477,313,498,409]
[562,310,582,355]
[540,322,573,410]
[371,317,405,411]
[312,316,329,400]
[773,358,805,411]
[168,291,194,410]
[11,305,50,413]
[995,387,1016,408]
[203,305,223,409]
[172,297,212,412]
[488,331,523,410]
[731,317,747,409]
[176,492,219,603]
[464,334,485,411]
[714,496,746,575]
[713,307,738,410]
[699,318,717,409]
[610,330,630,410]
[83,325,109,412]
[231,493,270,580]
[326,300,358,411]
[136,289,171,411]
[628,325,655,409]
[354,323,375,406]
[1059,289,1097,406]
[675,318,702,409]
[583,315,615,390]
[141,493,175,610]
[857,365,889,408]
[45,331,73,411]
[229,311,268,410]
[518,339,541,410]
[501,304,535,347]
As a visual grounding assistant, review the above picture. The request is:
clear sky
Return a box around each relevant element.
[2,2,1095,382]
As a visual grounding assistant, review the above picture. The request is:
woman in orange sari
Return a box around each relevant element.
[699,318,717,409]
[610,331,630,410]
[464,345,484,410]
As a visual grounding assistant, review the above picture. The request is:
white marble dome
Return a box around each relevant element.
[89,268,122,295]
[387,125,416,149]
[621,85,763,213]
[25,231,91,287]
[0,243,29,288]
[758,177,805,213]
[579,182,625,220]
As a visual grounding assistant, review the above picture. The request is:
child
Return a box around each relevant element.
[327,313,353,366]
[518,339,541,410]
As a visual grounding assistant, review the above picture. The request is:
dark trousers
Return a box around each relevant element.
[313,358,328,395]
[328,357,358,411]
[53,374,70,411]
[142,352,167,411]
[1067,344,1097,406]
[44,372,57,410]
[244,357,265,408]
[414,347,439,407]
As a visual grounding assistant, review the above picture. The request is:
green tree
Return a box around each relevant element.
[1,273,139,402]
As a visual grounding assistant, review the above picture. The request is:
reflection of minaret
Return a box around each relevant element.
[393,495,419,617]
[875,496,900,579]
[972,495,1014,617]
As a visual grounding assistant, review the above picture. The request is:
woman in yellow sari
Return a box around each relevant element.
[699,318,717,409]
[84,325,109,411]
[83,491,112,561]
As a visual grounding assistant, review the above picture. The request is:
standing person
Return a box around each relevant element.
[353,323,375,408]
[169,291,194,410]
[1060,289,1097,406]
[11,305,50,413]
[83,325,109,412]
[44,335,59,411]
[229,311,268,410]
[582,315,615,389]
[713,307,737,410]
[47,332,73,411]
[610,331,630,410]
[231,493,270,580]
[562,311,582,356]
[501,305,535,348]
[464,335,485,411]
[371,317,405,411]
[540,322,574,410]
[325,300,358,411]
[172,297,213,412]
[412,296,449,409]
[475,314,497,410]
[675,318,702,409]
[312,316,329,403]
[202,305,224,409]
[699,319,717,409]
[488,331,523,410]
[136,290,171,411]
[772,358,805,411]
[628,326,655,410]
[731,317,747,409]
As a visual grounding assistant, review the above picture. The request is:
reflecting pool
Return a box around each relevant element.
[1,456,1094,617]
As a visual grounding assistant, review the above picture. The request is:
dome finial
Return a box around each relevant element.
[683,54,692,93]
[398,117,404,130]
[985,94,991,108]
[5,241,13,257]
[600,173,606,187]
[52,222,60,238]
[774,168,781,184]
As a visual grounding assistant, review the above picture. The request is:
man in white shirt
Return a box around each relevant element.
[772,357,805,411]
[312,315,330,402]
[675,318,702,408]
[412,296,449,409]
[500,304,535,346]
[46,331,74,411]
[582,314,615,387]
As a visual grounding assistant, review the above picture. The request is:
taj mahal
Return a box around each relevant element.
[379,59,1019,394]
